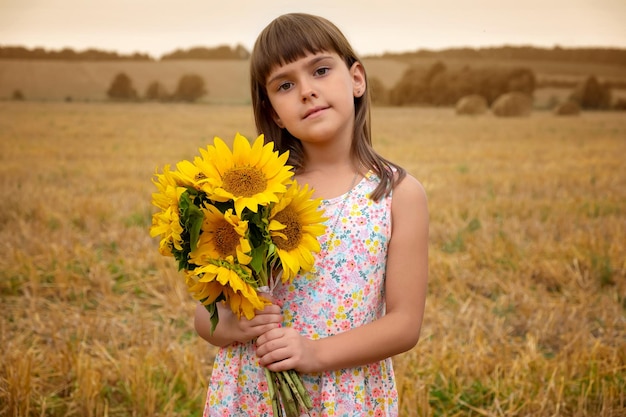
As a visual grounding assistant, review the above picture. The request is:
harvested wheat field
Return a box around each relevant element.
[0,102,624,416]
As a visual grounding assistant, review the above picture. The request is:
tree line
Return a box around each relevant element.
[370,61,619,111]
[2,45,625,65]
[0,46,153,61]
[160,45,249,60]
[378,46,626,68]
[371,62,537,107]
[107,73,207,102]
[0,45,249,61]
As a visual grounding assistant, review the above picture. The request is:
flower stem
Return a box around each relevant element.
[288,369,313,410]
[265,368,282,417]
[282,370,309,413]
[276,371,298,417]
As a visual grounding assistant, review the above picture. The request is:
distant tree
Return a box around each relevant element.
[233,44,250,59]
[368,77,388,105]
[107,72,137,100]
[570,76,611,110]
[144,81,170,101]
[506,68,536,95]
[58,48,78,60]
[12,89,24,101]
[423,61,451,105]
[173,74,207,102]
[388,66,428,105]
[424,61,446,84]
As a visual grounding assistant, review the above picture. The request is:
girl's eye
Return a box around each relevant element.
[278,82,293,92]
[315,67,330,76]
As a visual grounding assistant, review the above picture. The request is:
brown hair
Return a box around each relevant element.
[250,13,405,201]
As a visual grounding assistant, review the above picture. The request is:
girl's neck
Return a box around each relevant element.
[297,125,354,169]
[295,162,363,200]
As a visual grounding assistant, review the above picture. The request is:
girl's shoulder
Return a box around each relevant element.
[390,173,428,217]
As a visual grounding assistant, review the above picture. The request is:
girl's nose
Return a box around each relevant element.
[300,82,317,102]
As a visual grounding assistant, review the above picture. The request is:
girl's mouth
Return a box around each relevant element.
[303,106,328,119]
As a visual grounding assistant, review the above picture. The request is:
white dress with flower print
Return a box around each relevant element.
[203,171,397,416]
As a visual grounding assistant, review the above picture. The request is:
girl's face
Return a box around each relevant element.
[264,51,365,147]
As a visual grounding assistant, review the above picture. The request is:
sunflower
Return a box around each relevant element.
[198,133,294,215]
[189,205,253,266]
[151,207,184,256]
[172,158,208,191]
[269,181,327,282]
[151,164,182,210]
[150,165,186,255]
[184,269,224,305]
[191,260,269,320]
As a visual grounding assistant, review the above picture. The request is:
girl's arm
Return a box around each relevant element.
[255,174,429,373]
[194,300,283,347]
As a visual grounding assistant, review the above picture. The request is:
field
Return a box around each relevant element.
[0,101,625,416]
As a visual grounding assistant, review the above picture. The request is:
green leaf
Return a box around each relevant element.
[205,302,219,334]
[179,191,204,252]
[267,243,277,258]
[249,244,267,275]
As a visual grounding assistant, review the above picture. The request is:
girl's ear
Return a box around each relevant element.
[265,104,284,128]
[351,61,366,98]
[272,113,285,128]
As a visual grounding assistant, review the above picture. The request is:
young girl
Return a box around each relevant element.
[194,13,429,416]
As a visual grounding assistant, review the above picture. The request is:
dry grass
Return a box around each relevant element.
[0,102,624,417]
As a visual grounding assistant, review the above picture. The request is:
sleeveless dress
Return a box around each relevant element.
[203,171,397,416]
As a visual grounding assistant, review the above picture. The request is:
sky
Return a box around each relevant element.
[1,0,625,58]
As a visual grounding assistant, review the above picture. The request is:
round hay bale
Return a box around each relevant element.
[613,98,626,111]
[455,94,488,115]
[554,100,581,116]
[491,92,532,117]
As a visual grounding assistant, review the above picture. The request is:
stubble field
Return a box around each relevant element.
[0,101,624,416]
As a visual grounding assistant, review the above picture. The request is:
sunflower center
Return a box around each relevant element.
[272,207,302,251]
[222,167,267,197]
[213,219,240,256]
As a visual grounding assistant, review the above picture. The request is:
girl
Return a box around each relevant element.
[195,13,429,416]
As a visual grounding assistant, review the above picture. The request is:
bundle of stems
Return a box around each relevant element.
[265,368,313,416]
[258,269,312,416]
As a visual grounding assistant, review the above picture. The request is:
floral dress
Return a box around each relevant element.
[203,171,397,416]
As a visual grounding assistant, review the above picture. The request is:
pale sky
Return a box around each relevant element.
[1,0,625,58]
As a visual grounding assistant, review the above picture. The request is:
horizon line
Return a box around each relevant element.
[2,42,626,60]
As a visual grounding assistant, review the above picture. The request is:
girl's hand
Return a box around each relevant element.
[234,302,283,343]
[194,295,283,347]
[255,327,319,373]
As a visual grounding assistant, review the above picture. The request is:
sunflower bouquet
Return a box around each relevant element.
[149,133,326,417]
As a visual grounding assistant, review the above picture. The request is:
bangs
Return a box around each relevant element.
[250,13,355,88]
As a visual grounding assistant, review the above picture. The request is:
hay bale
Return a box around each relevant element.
[554,100,581,116]
[612,98,626,111]
[491,92,532,117]
[455,94,488,115]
